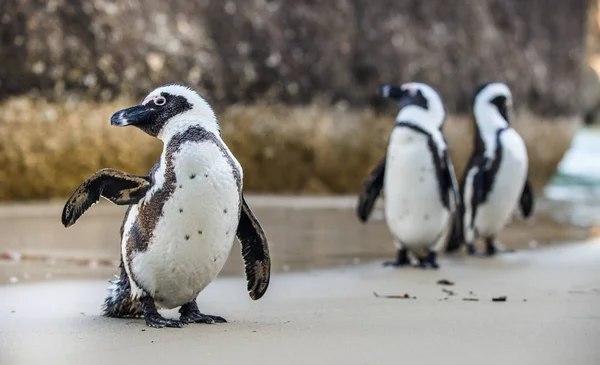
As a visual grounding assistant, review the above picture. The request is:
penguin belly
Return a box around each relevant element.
[127,141,241,309]
[383,129,450,250]
[475,129,528,237]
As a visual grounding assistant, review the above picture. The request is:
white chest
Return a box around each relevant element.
[383,128,450,246]
[475,129,528,235]
[125,141,242,309]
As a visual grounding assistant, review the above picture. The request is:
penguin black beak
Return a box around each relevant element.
[110,105,154,127]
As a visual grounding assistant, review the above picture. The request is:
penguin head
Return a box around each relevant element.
[110,84,219,140]
[472,82,513,129]
[379,82,445,128]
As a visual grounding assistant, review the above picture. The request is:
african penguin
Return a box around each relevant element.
[61,84,271,328]
[357,82,459,269]
[445,82,534,256]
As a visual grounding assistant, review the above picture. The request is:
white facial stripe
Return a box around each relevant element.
[473,83,512,157]
[404,84,417,96]
[396,82,445,130]
[474,83,512,107]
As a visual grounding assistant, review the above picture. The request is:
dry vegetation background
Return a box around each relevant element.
[0,0,592,200]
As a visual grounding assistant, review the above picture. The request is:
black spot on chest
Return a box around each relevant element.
[125,126,242,263]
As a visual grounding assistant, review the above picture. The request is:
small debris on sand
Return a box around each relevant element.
[0,252,22,261]
[442,288,456,296]
[492,296,507,302]
[141,329,146,332]
[469,291,475,295]
[437,279,454,286]
[462,298,479,302]
[373,291,414,299]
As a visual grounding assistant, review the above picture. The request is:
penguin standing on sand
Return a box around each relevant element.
[445,82,534,256]
[61,84,270,328]
[357,82,459,269]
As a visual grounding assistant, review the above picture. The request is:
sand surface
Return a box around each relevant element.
[0,197,588,284]
[1,241,600,365]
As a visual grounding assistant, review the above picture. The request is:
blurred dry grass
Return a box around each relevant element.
[0,97,161,201]
[0,97,577,201]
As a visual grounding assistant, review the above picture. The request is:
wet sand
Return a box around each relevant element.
[1,241,600,365]
[0,196,589,284]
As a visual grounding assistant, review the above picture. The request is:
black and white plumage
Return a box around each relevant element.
[357,82,459,269]
[61,84,270,328]
[446,82,534,256]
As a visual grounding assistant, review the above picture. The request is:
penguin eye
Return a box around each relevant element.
[154,96,167,106]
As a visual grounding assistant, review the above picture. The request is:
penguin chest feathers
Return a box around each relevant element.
[475,129,528,235]
[124,135,242,309]
[383,127,450,246]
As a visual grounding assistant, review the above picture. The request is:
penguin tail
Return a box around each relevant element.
[102,268,143,318]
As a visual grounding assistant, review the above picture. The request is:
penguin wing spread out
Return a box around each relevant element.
[236,194,271,300]
[61,168,151,228]
[356,157,386,222]
[519,179,534,218]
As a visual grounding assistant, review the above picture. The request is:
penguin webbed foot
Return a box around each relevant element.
[466,243,478,256]
[140,296,183,329]
[485,239,497,256]
[383,248,411,268]
[468,239,516,257]
[179,301,227,324]
[485,238,516,256]
[145,313,184,329]
[418,251,439,269]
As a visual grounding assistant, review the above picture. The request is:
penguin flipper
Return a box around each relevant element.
[61,168,151,228]
[441,150,460,212]
[442,151,464,253]
[446,157,487,253]
[519,179,534,218]
[357,157,386,222]
[236,194,271,300]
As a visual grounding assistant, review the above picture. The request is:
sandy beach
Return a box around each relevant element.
[0,197,599,364]
[2,240,600,365]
